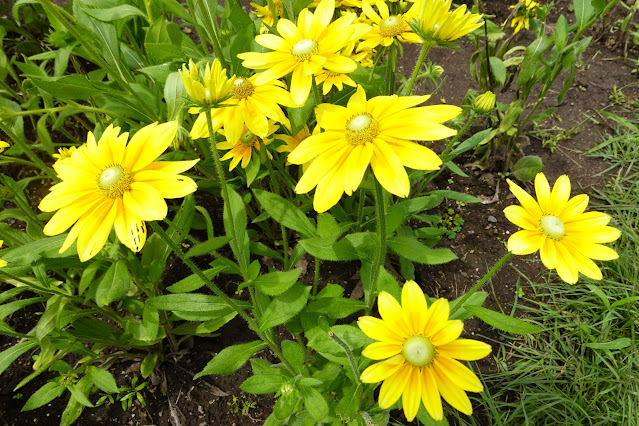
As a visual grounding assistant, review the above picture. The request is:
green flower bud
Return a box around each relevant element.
[474,91,496,113]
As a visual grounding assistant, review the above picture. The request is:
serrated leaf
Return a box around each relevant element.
[87,366,119,393]
[465,305,542,334]
[195,341,267,378]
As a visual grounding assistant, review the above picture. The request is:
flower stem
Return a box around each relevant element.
[366,180,387,313]
[311,75,321,106]
[449,251,513,316]
[385,42,398,95]
[328,331,362,386]
[205,110,249,277]
[405,43,431,95]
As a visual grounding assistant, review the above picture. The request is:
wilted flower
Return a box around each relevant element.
[359,280,491,421]
[504,173,621,284]
[474,91,496,113]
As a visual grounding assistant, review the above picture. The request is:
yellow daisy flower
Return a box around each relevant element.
[308,0,362,8]
[217,121,279,171]
[508,0,539,34]
[287,85,460,213]
[0,240,7,268]
[315,69,357,95]
[189,75,295,145]
[52,146,77,161]
[250,0,284,33]
[504,173,621,284]
[237,0,369,106]
[416,0,483,43]
[276,125,319,171]
[178,58,233,106]
[358,0,421,52]
[359,280,492,421]
[0,141,9,153]
[39,122,199,262]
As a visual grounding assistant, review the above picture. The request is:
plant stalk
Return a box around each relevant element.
[405,42,432,95]
[366,180,387,313]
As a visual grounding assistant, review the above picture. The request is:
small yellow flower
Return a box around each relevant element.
[39,123,199,262]
[52,146,77,161]
[179,58,233,106]
[508,0,539,34]
[474,91,496,113]
[504,173,621,284]
[416,0,483,43]
[217,121,279,171]
[359,280,492,421]
[358,0,421,51]
[0,240,7,268]
[309,0,362,8]
[0,141,9,154]
[276,125,318,171]
[287,85,460,212]
[250,0,284,33]
[315,70,357,95]
[238,0,369,105]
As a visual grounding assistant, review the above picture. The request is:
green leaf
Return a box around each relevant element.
[489,56,507,85]
[281,341,304,375]
[450,128,495,156]
[299,385,328,422]
[167,266,226,293]
[0,234,70,265]
[253,189,317,238]
[27,75,105,100]
[573,0,595,30]
[195,341,267,378]
[95,260,131,306]
[512,155,543,182]
[164,71,186,121]
[147,293,249,313]
[555,15,568,50]
[427,190,481,203]
[259,284,311,331]
[141,353,158,378]
[253,269,302,296]
[585,338,631,350]
[171,312,237,335]
[83,5,146,21]
[388,236,457,265]
[224,187,249,270]
[449,292,487,321]
[465,306,542,334]
[300,232,376,262]
[144,20,185,64]
[35,295,65,340]
[22,381,65,411]
[68,382,93,407]
[306,297,366,319]
[288,93,315,135]
[241,374,290,394]
[317,213,342,246]
[87,366,119,393]
[0,340,38,376]
[60,375,92,426]
[186,237,232,258]
[517,36,550,87]
[155,0,194,22]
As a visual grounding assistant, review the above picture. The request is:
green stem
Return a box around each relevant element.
[366,181,387,313]
[356,188,365,232]
[205,110,248,277]
[328,330,362,385]
[147,221,295,375]
[311,75,321,106]
[405,43,432,95]
[385,42,398,95]
[442,115,477,157]
[0,155,38,167]
[312,258,320,297]
[449,251,513,316]
[185,0,210,55]
[281,225,290,270]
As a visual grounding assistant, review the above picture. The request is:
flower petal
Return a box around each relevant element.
[431,320,463,346]
[378,363,412,409]
[378,291,411,339]
[124,122,178,172]
[402,366,422,422]
[362,341,403,360]
[436,339,492,361]
[433,356,483,392]
[360,355,405,383]
[123,182,168,221]
[421,366,443,421]
[507,229,542,255]
[401,280,428,336]
[357,316,404,344]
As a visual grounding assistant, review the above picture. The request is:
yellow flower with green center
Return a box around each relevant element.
[287,85,460,212]
[358,0,421,51]
[38,122,199,262]
[509,0,539,34]
[504,173,621,284]
[189,75,295,145]
[179,58,233,106]
[359,280,492,421]
[237,0,370,106]
[416,0,483,43]
[0,141,9,153]
[0,240,6,268]
[217,121,279,171]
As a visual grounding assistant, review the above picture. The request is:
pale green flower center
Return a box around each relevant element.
[231,78,255,99]
[292,39,318,60]
[98,165,133,199]
[240,130,257,146]
[346,113,379,145]
[402,336,436,367]
[540,215,565,240]
[379,16,405,38]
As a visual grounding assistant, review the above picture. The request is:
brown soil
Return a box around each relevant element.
[1,0,638,425]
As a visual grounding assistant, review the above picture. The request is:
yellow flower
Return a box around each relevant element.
[0,141,9,154]
[237,0,369,106]
[217,121,279,171]
[416,0,483,43]
[309,0,362,8]
[251,0,284,33]
[509,0,538,34]
[287,85,460,212]
[276,125,318,171]
[0,240,6,268]
[189,75,295,145]
[358,0,421,51]
[179,58,233,106]
[359,280,492,421]
[504,173,621,284]
[474,91,495,113]
[52,146,77,161]
[39,123,199,262]
[315,70,357,95]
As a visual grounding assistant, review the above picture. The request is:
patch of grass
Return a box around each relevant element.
[460,113,639,425]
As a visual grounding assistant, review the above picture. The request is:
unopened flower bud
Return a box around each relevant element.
[474,91,496,113]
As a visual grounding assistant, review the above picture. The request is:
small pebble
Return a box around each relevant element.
[487,215,498,223]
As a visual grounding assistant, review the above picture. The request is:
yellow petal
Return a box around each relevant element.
[381,135,442,171]
[503,205,538,230]
[401,280,428,336]
[288,131,345,164]
[313,167,345,213]
[362,341,403,360]
[123,182,168,221]
[539,236,557,269]
[378,363,412,409]
[370,138,410,197]
[134,171,198,199]
[290,64,313,106]
[124,122,178,172]
[316,104,348,130]
[360,354,404,383]
[342,143,373,195]
[421,366,443,421]
[507,179,543,218]
[558,194,588,221]
[431,320,463,346]
[433,356,483,392]
[367,94,431,122]
[549,175,571,210]
[423,298,449,337]
[431,363,473,415]
[76,199,116,262]
[534,172,551,213]
[347,85,367,112]
[402,366,422,422]
[113,198,147,253]
[436,339,492,361]
[507,229,542,255]
[357,316,404,344]
[322,54,357,74]
[255,34,288,51]
[377,291,411,339]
